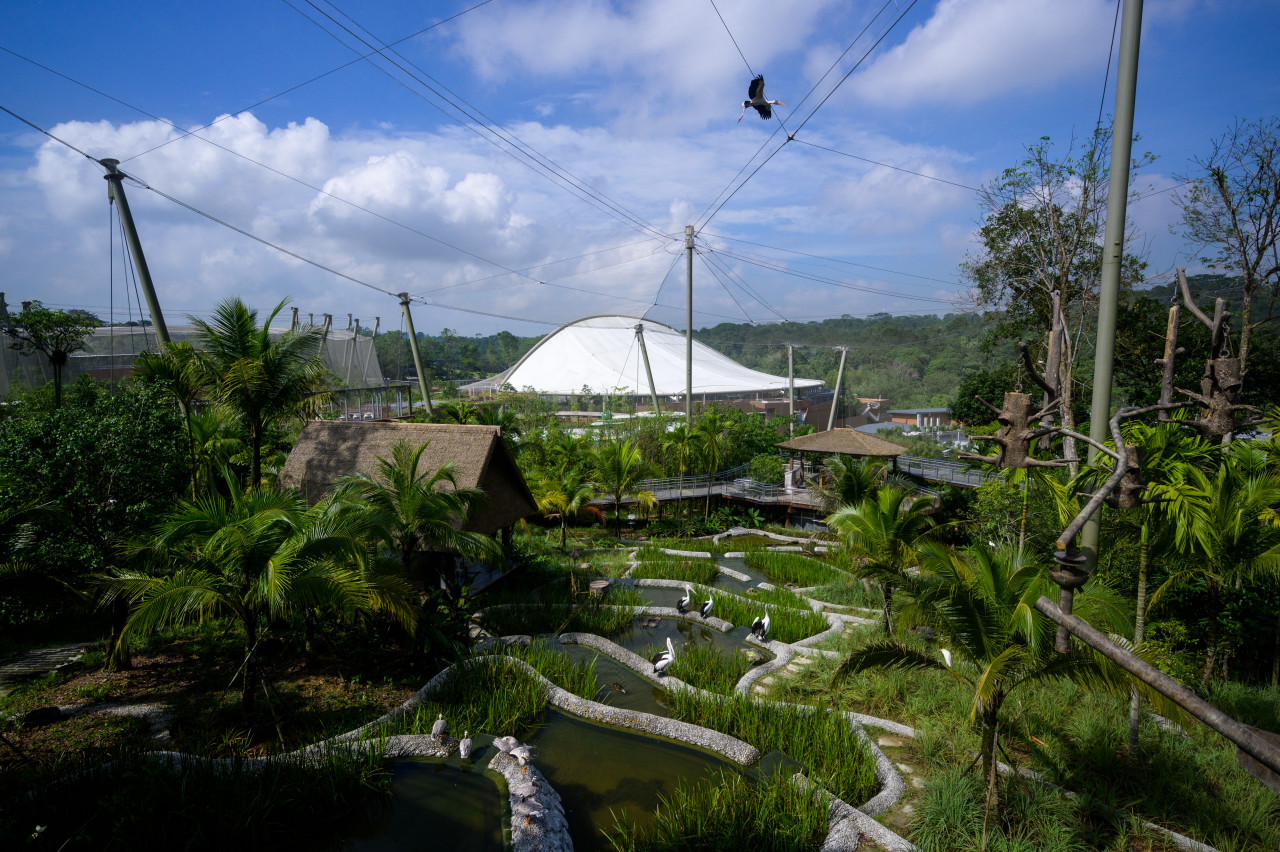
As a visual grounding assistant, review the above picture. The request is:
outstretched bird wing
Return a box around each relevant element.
[748,75,764,100]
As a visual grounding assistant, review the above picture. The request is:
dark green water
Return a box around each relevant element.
[560,643,670,716]
[609,616,769,664]
[343,759,505,852]
[526,708,741,851]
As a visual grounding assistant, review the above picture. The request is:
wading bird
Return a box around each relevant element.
[739,75,784,122]
[751,607,771,640]
[677,586,692,613]
[509,744,534,766]
[493,735,520,754]
[700,593,714,619]
[459,731,472,759]
[652,636,676,677]
[431,713,447,742]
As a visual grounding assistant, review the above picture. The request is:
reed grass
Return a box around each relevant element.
[803,578,881,608]
[744,552,843,587]
[665,691,878,806]
[646,642,752,695]
[480,641,599,700]
[629,559,721,585]
[605,770,830,852]
[401,658,549,740]
[712,592,829,644]
[742,584,814,611]
[0,744,388,850]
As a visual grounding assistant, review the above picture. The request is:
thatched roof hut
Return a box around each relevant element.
[278,421,536,534]
[775,428,908,458]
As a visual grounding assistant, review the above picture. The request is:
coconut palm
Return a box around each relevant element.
[592,439,654,536]
[693,411,730,517]
[812,455,883,512]
[826,486,937,633]
[339,439,500,600]
[838,544,1160,819]
[105,481,414,713]
[1150,457,1280,688]
[188,298,331,488]
[534,467,596,549]
[133,341,204,495]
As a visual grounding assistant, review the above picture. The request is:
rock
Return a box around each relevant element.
[22,706,63,728]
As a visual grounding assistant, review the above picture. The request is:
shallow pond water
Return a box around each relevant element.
[343,757,506,852]
[557,642,670,716]
[525,708,742,851]
[609,616,771,665]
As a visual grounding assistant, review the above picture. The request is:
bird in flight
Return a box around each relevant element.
[739,75,784,122]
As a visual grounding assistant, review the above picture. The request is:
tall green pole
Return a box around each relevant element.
[101,159,169,344]
[827,347,847,431]
[399,293,433,418]
[685,225,694,426]
[1069,0,1143,649]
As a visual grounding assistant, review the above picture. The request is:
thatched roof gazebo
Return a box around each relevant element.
[775,428,908,487]
[277,421,536,536]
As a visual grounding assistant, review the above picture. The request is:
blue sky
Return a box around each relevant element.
[2,0,1278,338]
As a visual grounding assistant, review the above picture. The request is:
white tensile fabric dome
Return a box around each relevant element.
[464,314,823,398]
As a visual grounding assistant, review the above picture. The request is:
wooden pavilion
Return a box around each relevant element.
[775,428,908,487]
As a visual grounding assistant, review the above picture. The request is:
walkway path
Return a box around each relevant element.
[0,642,92,697]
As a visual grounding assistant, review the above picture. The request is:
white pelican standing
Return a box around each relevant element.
[700,593,714,620]
[739,75,784,122]
[459,731,472,759]
[431,713,447,742]
[651,637,676,677]
[751,607,771,640]
[677,586,692,613]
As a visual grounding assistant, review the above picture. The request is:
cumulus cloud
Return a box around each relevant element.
[848,0,1117,108]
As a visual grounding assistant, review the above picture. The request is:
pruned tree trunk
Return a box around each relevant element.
[881,584,894,634]
[1127,531,1149,760]
[980,697,1003,821]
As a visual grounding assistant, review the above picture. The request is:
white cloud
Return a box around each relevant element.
[848,0,1116,108]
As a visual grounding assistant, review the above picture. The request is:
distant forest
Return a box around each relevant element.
[370,273,1278,420]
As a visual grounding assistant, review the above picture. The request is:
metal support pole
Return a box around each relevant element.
[828,347,847,431]
[290,306,299,331]
[685,225,695,426]
[635,323,662,415]
[399,293,433,417]
[787,344,795,435]
[1073,0,1143,652]
[344,319,360,386]
[100,159,169,344]
[361,316,380,386]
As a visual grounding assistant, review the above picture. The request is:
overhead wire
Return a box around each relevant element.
[290,0,675,244]
[696,251,757,324]
[700,250,789,322]
[711,247,956,304]
[788,139,981,193]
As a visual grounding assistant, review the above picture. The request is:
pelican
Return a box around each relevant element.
[677,586,692,613]
[941,648,952,668]
[493,735,520,754]
[651,637,676,677]
[431,713,447,741]
[700,593,714,619]
[509,744,534,766]
[459,731,472,759]
[751,607,771,640]
[739,75,785,122]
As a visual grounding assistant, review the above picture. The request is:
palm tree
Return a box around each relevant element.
[1150,458,1280,688]
[188,298,331,488]
[812,455,883,512]
[534,467,596,549]
[339,439,500,600]
[693,411,730,518]
[838,544,1158,820]
[105,481,415,714]
[592,439,654,536]
[133,341,203,496]
[826,486,937,633]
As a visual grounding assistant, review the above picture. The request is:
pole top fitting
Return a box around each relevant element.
[397,292,411,304]
[684,224,695,248]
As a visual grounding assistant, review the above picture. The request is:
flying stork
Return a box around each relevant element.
[739,75,785,122]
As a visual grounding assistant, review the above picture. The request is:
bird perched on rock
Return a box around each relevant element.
[751,607,771,640]
[738,74,784,122]
[509,744,534,766]
[511,780,538,800]
[431,713,447,742]
[459,731,472,759]
[513,798,544,817]
[493,735,519,754]
[677,586,692,613]
[700,593,714,619]
[651,636,676,677]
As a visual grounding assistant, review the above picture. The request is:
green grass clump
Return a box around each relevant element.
[630,559,721,585]
[666,691,877,806]
[650,642,753,695]
[712,592,829,644]
[605,770,829,852]
[0,746,387,851]
[402,658,549,739]
[482,577,646,637]
[744,552,843,587]
[481,641,599,700]
[803,579,881,608]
